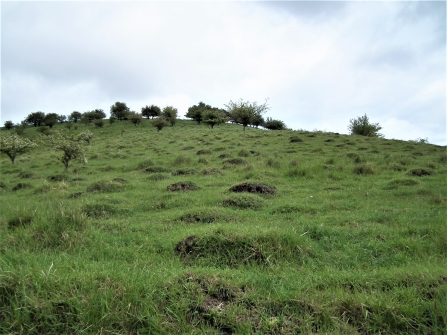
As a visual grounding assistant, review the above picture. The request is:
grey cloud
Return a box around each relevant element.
[259,1,348,21]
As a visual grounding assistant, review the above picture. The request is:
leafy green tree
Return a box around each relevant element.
[57,115,67,123]
[44,113,59,128]
[162,106,178,126]
[151,117,168,132]
[25,111,45,127]
[42,130,89,171]
[202,109,228,129]
[264,118,287,130]
[81,110,106,125]
[128,112,143,126]
[69,111,82,123]
[141,105,161,119]
[110,102,130,120]
[348,114,383,137]
[4,121,14,130]
[251,114,265,128]
[225,99,270,131]
[186,102,212,124]
[0,133,38,164]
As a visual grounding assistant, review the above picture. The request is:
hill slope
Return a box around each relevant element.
[1,120,446,334]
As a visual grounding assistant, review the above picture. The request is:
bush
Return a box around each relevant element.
[264,118,287,130]
[4,120,14,129]
[348,114,383,137]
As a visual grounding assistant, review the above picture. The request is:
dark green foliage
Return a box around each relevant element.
[264,117,287,130]
[353,164,375,175]
[201,168,224,175]
[179,209,236,223]
[83,203,118,219]
[47,174,67,182]
[44,113,59,128]
[186,101,211,124]
[86,181,123,193]
[69,111,82,123]
[409,168,433,176]
[151,117,168,132]
[144,166,169,173]
[25,111,45,127]
[348,114,383,137]
[196,150,212,155]
[167,181,198,191]
[141,105,161,119]
[229,182,276,195]
[225,99,269,131]
[162,106,178,126]
[148,173,169,181]
[110,102,130,120]
[8,215,33,229]
[224,158,247,165]
[94,119,104,128]
[4,120,14,129]
[18,171,33,179]
[222,194,264,209]
[128,112,142,126]
[12,182,32,191]
[172,169,197,176]
[290,136,303,143]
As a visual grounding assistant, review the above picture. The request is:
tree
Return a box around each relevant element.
[225,99,270,131]
[0,133,38,164]
[264,117,287,130]
[25,111,45,127]
[42,130,89,171]
[162,106,178,126]
[110,102,130,120]
[251,114,265,128]
[141,105,161,119]
[81,110,106,125]
[128,112,143,126]
[44,113,59,128]
[4,121,14,130]
[57,115,67,123]
[69,111,82,123]
[186,102,212,124]
[348,114,383,137]
[202,109,228,129]
[151,117,168,132]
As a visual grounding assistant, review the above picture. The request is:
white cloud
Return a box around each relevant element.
[1,1,445,144]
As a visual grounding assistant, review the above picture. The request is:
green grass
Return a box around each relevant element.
[1,120,446,334]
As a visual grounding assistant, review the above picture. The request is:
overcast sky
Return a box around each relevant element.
[1,1,445,144]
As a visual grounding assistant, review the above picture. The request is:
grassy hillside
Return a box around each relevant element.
[1,120,446,334]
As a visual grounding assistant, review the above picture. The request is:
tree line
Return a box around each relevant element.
[3,99,288,132]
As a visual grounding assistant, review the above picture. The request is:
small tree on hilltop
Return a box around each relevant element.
[0,133,37,164]
[128,112,143,126]
[141,105,161,119]
[348,114,383,137]
[69,111,82,123]
[202,109,228,129]
[44,113,59,128]
[42,130,89,171]
[151,117,168,132]
[110,102,130,120]
[162,106,178,126]
[186,102,212,124]
[25,111,45,127]
[264,117,287,130]
[4,121,14,130]
[225,99,270,131]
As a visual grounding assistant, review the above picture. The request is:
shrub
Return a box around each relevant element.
[353,163,375,175]
[167,181,198,191]
[348,114,383,137]
[229,182,276,195]
[94,119,104,128]
[264,118,287,130]
[0,133,38,164]
[4,120,14,129]
[222,194,264,209]
[151,117,168,132]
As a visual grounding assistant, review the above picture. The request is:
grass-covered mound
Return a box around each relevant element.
[0,120,446,334]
